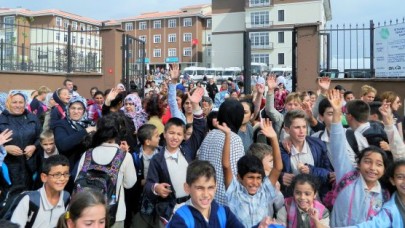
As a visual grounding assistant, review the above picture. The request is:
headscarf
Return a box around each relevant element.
[44,92,54,109]
[0,92,7,113]
[122,94,147,132]
[66,96,92,130]
[117,83,126,91]
[5,91,28,113]
[53,88,68,109]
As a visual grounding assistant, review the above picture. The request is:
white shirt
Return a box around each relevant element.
[75,143,137,222]
[165,148,188,198]
[11,186,67,228]
[290,141,314,175]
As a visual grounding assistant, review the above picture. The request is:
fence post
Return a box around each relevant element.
[67,25,72,73]
[243,31,252,95]
[21,43,25,71]
[121,34,126,86]
[0,39,3,71]
[292,28,297,92]
[141,41,146,96]
[369,20,375,77]
[125,35,130,91]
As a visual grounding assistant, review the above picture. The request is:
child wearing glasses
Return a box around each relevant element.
[11,155,71,228]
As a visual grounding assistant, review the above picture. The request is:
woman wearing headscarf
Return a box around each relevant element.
[122,94,148,133]
[0,91,42,191]
[53,96,96,175]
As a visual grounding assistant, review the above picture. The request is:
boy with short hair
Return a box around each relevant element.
[40,130,59,158]
[221,119,284,228]
[11,155,70,228]
[167,160,244,227]
[144,87,206,224]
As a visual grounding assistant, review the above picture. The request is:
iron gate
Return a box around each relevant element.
[122,34,146,93]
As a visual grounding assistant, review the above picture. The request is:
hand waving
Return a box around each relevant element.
[379,99,394,125]
[318,77,331,92]
[0,129,13,146]
[266,75,277,91]
[261,118,277,139]
[106,88,119,102]
[170,63,180,82]
[188,87,204,104]
[327,89,342,111]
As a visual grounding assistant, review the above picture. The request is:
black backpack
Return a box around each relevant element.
[73,148,126,225]
[0,186,69,227]
[346,121,389,155]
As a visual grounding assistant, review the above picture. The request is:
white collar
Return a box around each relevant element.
[291,141,309,156]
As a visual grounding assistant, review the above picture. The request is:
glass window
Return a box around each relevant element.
[153,20,161,29]
[56,32,61,41]
[125,22,134,31]
[250,11,269,27]
[153,49,161,57]
[278,32,284,43]
[153,35,161,43]
[278,10,285,22]
[168,19,177,28]
[168,48,176,57]
[251,54,269,65]
[80,23,85,31]
[72,21,78,30]
[278,53,285,64]
[56,17,62,27]
[183,47,192,56]
[168,34,176,43]
[72,36,76,44]
[207,19,212,28]
[139,35,147,43]
[250,32,269,48]
[64,20,69,28]
[183,33,192,42]
[64,34,68,42]
[139,21,147,30]
[207,34,211,43]
[183,18,192,27]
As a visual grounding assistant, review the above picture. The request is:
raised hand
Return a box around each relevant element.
[318,77,331,92]
[0,129,12,146]
[170,63,180,82]
[188,87,204,104]
[327,89,342,111]
[260,118,277,139]
[266,75,277,91]
[106,88,119,102]
[256,83,265,95]
[379,99,394,125]
[301,101,313,119]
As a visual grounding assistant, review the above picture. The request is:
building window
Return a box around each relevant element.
[251,11,269,27]
[72,21,78,30]
[80,37,84,45]
[278,53,285,64]
[125,22,133,31]
[64,34,68,42]
[251,54,269,65]
[56,32,61,41]
[4,16,15,28]
[207,34,212,43]
[183,18,192,27]
[153,20,161,29]
[95,39,98,47]
[168,48,177,57]
[168,19,176,28]
[72,36,76,44]
[183,33,192,42]
[64,20,69,28]
[56,17,62,27]
[153,49,161,57]
[153,35,161,43]
[87,25,92,31]
[168,34,176,43]
[183,47,192,56]
[88,38,91,46]
[278,10,285,22]
[207,19,212,28]
[139,35,147,43]
[207,48,211,57]
[250,32,269,48]
[139,21,147,30]
[80,23,85,31]
[250,0,270,6]
[278,32,284,43]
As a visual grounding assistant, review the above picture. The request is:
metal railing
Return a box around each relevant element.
[251,42,274,50]
[0,21,102,74]
[246,20,274,29]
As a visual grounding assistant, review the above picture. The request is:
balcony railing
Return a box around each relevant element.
[251,42,274,50]
[248,0,271,7]
[246,21,274,29]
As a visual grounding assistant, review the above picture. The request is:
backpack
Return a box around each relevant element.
[0,186,70,227]
[168,205,226,228]
[323,170,390,210]
[346,121,389,155]
[73,148,126,225]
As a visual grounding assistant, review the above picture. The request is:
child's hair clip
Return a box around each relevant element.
[65,211,70,219]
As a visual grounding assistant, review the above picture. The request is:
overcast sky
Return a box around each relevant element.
[1,0,403,25]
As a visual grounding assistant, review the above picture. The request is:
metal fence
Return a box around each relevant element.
[122,34,146,93]
[320,18,405,78]
[0,21,102,73]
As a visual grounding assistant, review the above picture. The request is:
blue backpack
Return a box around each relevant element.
[168,205,226,228]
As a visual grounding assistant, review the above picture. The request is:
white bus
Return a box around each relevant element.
[251,62,269,76]
[205,67,224,80]
[222,67,242,80]
[181,67,207,81]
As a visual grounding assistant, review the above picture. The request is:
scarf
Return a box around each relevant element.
[66,96,92,130]
[121,94,148,132]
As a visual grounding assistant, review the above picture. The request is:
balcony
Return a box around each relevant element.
[246,21,274,29]
[247,0,271,8]
[251,42,274,50]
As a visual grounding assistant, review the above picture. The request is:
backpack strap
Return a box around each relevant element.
[176,205,194,228]
[335,170,360,194]
[62,191,70,208]
[345,129,359,156]
[318,130,325,140]
[55,104,66,119]
[26,191,41,228]
[217,205,226,228]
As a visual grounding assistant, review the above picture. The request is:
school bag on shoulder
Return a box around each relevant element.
[167,204,227,228]
[73,148,126,225]
[323,170,390,210]
[0,186,69,228]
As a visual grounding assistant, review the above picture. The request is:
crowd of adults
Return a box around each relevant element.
[0,63,405,228]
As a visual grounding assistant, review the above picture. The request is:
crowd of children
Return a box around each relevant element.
[0,66,405,228]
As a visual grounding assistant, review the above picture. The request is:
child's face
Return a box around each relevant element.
[390,165,405,198]
[164,125,185,151]
[185,127,193,141]
[285,100,301,111]
[41,138,56,155]
[69,204,106,228]
[238,172,263,195]
[285,118,307,143]
[262,154,274,177]
[359,152,385,187]
[242,102,253,125]
[184,176,216,214]
[320,107,334,128]
[293,182,316,212]
[41,165,70,192]
[147,129,160,148]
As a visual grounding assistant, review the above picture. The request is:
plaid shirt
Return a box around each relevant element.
[197,129,244,205]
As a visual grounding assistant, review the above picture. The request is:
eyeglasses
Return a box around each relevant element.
[47,172,70,179]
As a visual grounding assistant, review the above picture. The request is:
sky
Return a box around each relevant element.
[0,0,403,25]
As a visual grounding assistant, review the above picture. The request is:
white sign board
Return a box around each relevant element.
[375,23,405,77]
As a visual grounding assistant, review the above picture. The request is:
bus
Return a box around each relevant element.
[181,67,207,81]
